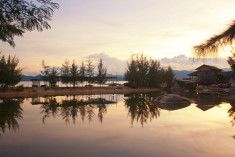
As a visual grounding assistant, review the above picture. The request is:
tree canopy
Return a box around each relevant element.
[193,21,235,58]
[0,54,22,88]
[41,60,59,87]
[0,0,59,47]
[96,59,107,86]
[124,54,174,88]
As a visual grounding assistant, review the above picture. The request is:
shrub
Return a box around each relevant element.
[16,85,24,91]
[32,87,37,92]
[45,86,50,90]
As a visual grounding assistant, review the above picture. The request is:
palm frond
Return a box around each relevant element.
[193,20,235,58]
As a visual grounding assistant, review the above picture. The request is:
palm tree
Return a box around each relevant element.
[193,21,235,58]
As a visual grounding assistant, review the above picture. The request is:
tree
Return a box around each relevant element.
[96,59,107,86]
[69,61,79,88]
[136,54,149,87]
[60,60,70,87]
[79,61,86,86]
[0,0,59,47]
[41,60,59,87]
[0,54,22,89]
[193,21,235,58]
[148,59,161,87]
[124,54,174,88]
[164,66,175,87]
[227,49,235,70]
[86,59,95,84]
[124,56,138,87]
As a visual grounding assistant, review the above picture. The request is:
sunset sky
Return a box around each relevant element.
[0,0,235,74]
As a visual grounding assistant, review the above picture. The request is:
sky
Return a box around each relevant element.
[0,0,235,74]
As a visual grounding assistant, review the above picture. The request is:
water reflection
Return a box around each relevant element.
[196,93,230,111]
[0,98,23,136]
[123,92,235,127]
[124,93,160,126]
[35,95,116,124]
[1,93,235,133]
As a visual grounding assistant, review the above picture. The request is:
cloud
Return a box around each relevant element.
[86,53,127,75]
[21,53,231,75]
[160,55,230,70]
[86,53,230,74]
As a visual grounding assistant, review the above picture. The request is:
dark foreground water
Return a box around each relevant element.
[1,92,235,157]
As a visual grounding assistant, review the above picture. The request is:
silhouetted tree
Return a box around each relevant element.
[86,59,95,84]
[96,59,107,86]
[227,49,235,70]
[69,61,79,88]
[41,60,59,87]
[148,59,161,87]
[124,56,138,87]
[124,54,170,88]
[164,66,175,87]
[136,54,149,87]
[60,60,70,87]
[0,54,22,89]
[79,61,86,86]
[0,0,59,47]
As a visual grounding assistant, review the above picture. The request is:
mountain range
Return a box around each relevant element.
[22,68,232,81]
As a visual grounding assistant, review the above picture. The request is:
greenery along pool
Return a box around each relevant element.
[1,92,235,157]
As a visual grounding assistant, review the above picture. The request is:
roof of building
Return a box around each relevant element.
[195,64,222,71]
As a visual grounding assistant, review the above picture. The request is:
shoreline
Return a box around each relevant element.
[0,87,160,98]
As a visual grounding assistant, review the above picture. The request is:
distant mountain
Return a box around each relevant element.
[106,74,124,81]
[222,68,232,71]
[173,70,193,79]
[21,75,41,81]
[21,74,124,81]
[22,69,230,81]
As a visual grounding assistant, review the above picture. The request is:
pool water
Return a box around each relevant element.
[0,92,235,157]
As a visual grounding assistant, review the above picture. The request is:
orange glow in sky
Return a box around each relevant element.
[0,0,234,74]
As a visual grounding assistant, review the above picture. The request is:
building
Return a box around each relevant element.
[188,64,222,85]
[31,78,41,87]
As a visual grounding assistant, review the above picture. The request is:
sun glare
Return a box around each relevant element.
[218,45,234,58]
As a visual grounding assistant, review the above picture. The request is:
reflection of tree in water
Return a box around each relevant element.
[124,94,160,126]
[228,106,235,126]
[41,97,60,124]
[40,96,114,124]
[0,98,24,136]
[60,100,95,124]
[227,105,235,139]
[97,104,107,123]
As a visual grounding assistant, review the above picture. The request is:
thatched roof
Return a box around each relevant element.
[193,21,235,58]
[188,64,221,77]
[195,64,222,71]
